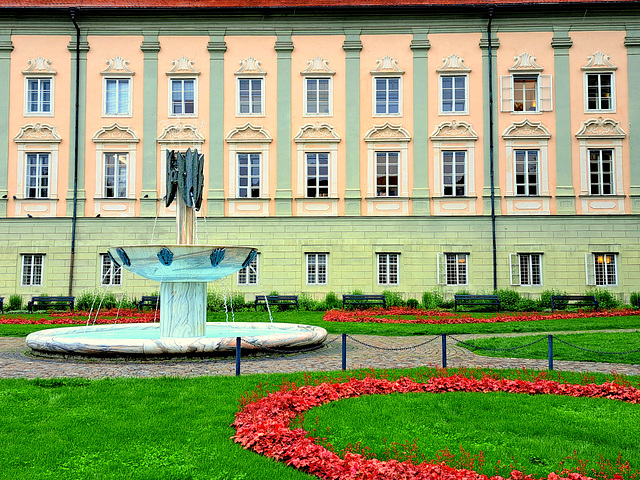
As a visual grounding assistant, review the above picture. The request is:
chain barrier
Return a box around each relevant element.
[345,334,439,351]
[554,336,640,356]
[449,335,547,352]
[242,334,341,355]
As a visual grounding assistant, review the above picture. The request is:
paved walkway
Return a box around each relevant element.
[1,330,639,379]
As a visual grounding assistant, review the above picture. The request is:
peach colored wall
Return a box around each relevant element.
[290,35,346,214]
[84,35,144,216]
[8,35,72,217]
[428,32,484,213]
[569,31,628,214]
[495,32,556,214]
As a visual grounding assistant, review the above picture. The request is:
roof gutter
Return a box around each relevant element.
[67,7,80,296]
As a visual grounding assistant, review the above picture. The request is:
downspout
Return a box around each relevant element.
[68,8,80,296]
[487,7,498,291]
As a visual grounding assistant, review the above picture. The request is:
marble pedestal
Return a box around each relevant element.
[159,282,207,338]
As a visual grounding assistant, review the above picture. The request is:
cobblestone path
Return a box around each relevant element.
[1,330,639,379]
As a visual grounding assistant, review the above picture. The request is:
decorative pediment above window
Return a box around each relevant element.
[364,122,411,142]
[92,123,140,143]
[502,119,551,139]
[430,120,478,140]
[225,123,272,143]
[235,57,266,76]
[157,123,205,144]
[370,56,404,76]
[436,54,471,73]
[165,56,200,76]
[14,123,61,143]
[508,53,544,73]
[581,52,617,71]
[575,117,626,139]
[300,57,335,77]
[22,57,56,75]
[294,122,341,143]
[101,56,135,77]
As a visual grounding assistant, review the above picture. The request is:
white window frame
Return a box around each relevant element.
[375,151,400,197]
[514,149,540,196]
[437,252,468,286]
[441,150,467,197]
[237,77,264,116]
[24,152,50,199]
[237,254,258,285]
[169,77,197,117]
[509,253,542,286]
[305,152,330,198]
[588,148,614,196]
[103,152,128,198]
[304,77,332,117]
[306,253,328,285]
[101,253,122,286]
[586,253,617,286]
[377,253,399,286]
[584,72,615,113]
[439,74,468,115]
[364,123,410,199]
[103,77,132,117]
[500,74,553,113]
[236,152,262,199]
[24,77,53,116]
[373,76,402,116]
[21,254,44,287]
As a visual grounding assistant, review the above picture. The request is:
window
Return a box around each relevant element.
[513,76,538,112]
[305,78,331,116]
[237,255,258,285]
[589,149,614,195]
[500,74,552,112]
[374,77,400,115]
[306,153,329,198]
[25,153,49,199]
[586,73,613,111]
[237,153,261,198]
[440,75,467,114]
[442,151,466,197]
[586,253,617,286]
[26,77,52,115]
[307,253,328,285]
[104,153,127,198]
[377,253,399,285]
[238,78,263,115]
[514,150,539,196]
[438,253,468,285]
[376,152,399,197]
[21,254,43,286]
[510,253,542,286]
[170,78,195,115]
[101,254,122,286]
[104,78,131,116]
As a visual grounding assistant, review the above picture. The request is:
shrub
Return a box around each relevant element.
[539,289,567,309]
[350,289,364,295]
[7,294,23,311]
[631,292,640,308]
[299,293,321,311]
[585,287,621,310]
[421,290,444,310]
[230,293,248,311]
[515,298,539,312]
[321,291,341,311]
[406,298,419,309]
[382,290,405,307]
[207,289,224,311]
[76,290,120,311]
[495,289,522,312]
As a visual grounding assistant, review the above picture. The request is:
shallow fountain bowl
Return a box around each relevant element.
[107,245,256,283]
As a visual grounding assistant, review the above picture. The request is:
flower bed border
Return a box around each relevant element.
[233,374,639,480]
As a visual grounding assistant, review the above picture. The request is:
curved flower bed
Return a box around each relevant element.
[0,309,158,325]
[233,375,639,480]
[323,307,639,325]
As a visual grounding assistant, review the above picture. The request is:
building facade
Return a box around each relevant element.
[0,0,639,301]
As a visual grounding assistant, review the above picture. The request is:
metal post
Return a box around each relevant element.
[236,337,241,376]
[341,333,347,371]
[548,334,554,370]
[441,334,447,368]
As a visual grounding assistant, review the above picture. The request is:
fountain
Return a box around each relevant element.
[26,149,327,356]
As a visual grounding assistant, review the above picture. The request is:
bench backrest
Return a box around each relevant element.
[31,296,74,302]
[343,295,385,300]
[455,295,499,300]
[256,295,297,302]
[552,295,596,301]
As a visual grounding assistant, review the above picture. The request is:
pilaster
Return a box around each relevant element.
[411,29,431,216]
[140,33,160,216]
[343,29,363,216]
[274,32,294,216]
[625,30,640,212]
[0,34,13,218]
[207,31,226,217]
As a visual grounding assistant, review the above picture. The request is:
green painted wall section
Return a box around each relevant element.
[140,33,160,216]
[625,29,640,213]
[207,31,226,217]
[274,31,294,216]
[480,31,500,215]
[0,33,12,218]
[1,215,638,302]
[411,29,430,216]
[343,29,363,216]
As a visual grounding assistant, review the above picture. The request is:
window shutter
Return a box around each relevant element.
[437,253,446,285]
[539,74,553,111]
[585,253,596,285]
[509,253,520,286]
[500,75,513,112]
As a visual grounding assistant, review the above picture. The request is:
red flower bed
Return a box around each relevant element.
[233,374,639,480]
[323,307,639,325]
[0,309,159,325]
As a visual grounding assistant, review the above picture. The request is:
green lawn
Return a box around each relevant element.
[1,367,638,480]
[460,332,640,364]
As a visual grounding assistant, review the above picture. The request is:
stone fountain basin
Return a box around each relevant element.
[26,322,328,355]
[107,245,256,282]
